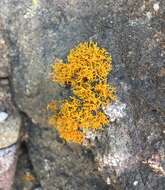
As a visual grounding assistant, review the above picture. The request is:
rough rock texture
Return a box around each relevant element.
[13,143,41,190]
[0,0,165,189]
[0,18,21,190]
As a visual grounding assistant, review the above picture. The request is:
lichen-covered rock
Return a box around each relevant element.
[0,0,164,189]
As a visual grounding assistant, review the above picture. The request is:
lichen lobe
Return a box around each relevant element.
[48,42,116,144]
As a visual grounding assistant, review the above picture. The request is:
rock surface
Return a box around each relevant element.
[13,143,41,190]
[0,114,21,148]
[0,18,22,190]
[0,0,165,189]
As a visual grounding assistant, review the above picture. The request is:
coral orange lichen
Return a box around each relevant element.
[48,42,116,144]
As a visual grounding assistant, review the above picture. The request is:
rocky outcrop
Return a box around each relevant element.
[0,0,164,189]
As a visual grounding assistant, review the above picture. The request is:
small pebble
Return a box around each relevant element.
[0,112,8,123]
[0,39,5,45]
[0,79,9,86]
[34,187,42,190]
[146,12,152,20]
[133,181,138,186]
[153,3,159,12]
[106,177,111,185]
[0,67,9,78]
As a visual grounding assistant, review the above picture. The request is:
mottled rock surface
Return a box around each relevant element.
[0,18,21,190]
[0,0,164,190]
[12,143,41,190]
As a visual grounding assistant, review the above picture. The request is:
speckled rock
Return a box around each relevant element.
[12,143,41,190]
[0,17,21,190]
[0,0,165,190]
[0,114,21,148]
[0,144,18,190]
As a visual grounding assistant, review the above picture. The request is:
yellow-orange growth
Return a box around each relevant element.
[48,42,116,144]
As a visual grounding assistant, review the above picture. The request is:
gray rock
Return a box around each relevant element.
[12,143,41,190]
[0,17,21,190]
[0,0,164,189]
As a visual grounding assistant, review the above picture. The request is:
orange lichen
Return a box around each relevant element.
[22,172,35,182]
[48,42,116,144]
[47,101,57,112]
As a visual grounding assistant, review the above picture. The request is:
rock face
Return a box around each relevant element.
[0,0,165,189]
[0,18,21,190]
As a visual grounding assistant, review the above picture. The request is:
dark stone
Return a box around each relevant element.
[0,0,164,189]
